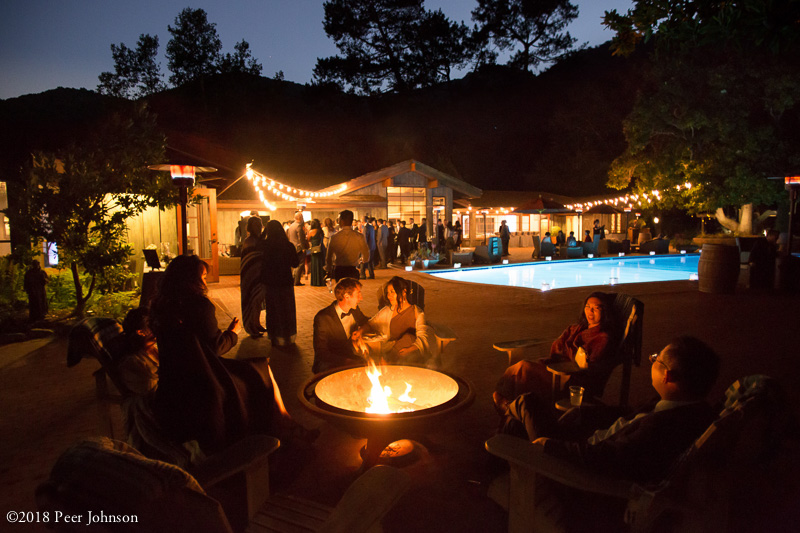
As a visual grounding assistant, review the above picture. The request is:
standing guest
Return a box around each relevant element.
[418,218,428,248]
[593,219,606,239]
[24,260,49,322]
[584,230,592,243]
[360,215,376,280]
[499,220,511,257]
[397,220,412,263]
[261,220,300,346]
[409,218,420,250]
[308,219,326,287]
[287,212,308,286]
[454,220,463,249]
[240,216,267,337]
[436,219,445,252]
[567,231,578,247]
[388,220,398,264]
[312,278,369,374]
[377,219,390,268]
[150,255,309,454]
[322,217,337,250]
[326,210,371,282]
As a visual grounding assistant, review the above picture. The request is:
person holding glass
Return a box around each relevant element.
[493,292,617,413]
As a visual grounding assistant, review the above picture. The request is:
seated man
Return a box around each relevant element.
[312,278,370,374]
[501,335,719,484]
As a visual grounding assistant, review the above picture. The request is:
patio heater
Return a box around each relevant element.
[149,164,217,255]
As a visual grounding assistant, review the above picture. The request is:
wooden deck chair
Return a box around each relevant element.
[485,375,799,533]
[36,436,410,533]
[539,241,555,258]
[546,293,643,408]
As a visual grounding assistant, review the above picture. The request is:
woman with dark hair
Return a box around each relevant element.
[261,219,299,346]
[240,215,266,337]
[150,255,310,454]
[322,217,336,250]
[308,219,326,287]
[365,276,438,365]
[493,292,617,411]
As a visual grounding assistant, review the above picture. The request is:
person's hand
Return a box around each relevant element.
[575,347,588,369]
[350,327,363,342]
[398,345,420,358]
[228,317,242,334]
[532,437,549,447]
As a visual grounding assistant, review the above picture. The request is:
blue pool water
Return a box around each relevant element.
[427,254,700,291]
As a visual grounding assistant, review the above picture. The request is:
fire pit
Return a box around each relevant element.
[299,363,474,468]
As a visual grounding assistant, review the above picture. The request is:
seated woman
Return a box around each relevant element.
[365,276,438,366]
[493,292,617,412]
[150,255,314,455]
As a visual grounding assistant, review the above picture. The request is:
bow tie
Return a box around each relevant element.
[340,310,353,318]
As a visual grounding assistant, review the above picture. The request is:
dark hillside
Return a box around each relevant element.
[2,43,646,195]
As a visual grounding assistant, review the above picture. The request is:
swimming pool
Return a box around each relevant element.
[427,254,700,291]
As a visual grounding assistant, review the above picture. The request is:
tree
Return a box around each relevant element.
[4,105,174,316]
[314,0,473,94]
[98,34,165,99]
[218,40,263,76]
[604,0,800,234]
[471,0,580,73]
[166,8,222,87]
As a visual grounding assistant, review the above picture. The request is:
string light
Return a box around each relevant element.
[245,164,348,208]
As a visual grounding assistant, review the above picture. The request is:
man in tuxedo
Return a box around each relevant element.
[502,335,719,484]
[312,278,369,374]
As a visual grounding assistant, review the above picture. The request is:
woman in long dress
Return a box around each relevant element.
[322,217,336,250]
[240,216,266,337]
[150,255,302,454]
[366,276,438,366]
[308,219,326,287]
[493,292,617,412]
[261,220,299,346]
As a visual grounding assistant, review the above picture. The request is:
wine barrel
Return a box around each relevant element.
[698,244,740,293]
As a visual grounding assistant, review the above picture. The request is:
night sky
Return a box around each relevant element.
[0,0,633,100]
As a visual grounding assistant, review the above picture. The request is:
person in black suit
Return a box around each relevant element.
[500,335,719,484]
[312,278,370,374]
[397,220,411,263]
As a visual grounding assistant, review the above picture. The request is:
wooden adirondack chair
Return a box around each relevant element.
[36,437,410,533]
[485,375,798,533]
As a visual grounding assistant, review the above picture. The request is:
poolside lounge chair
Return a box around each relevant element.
[539,241,555,258]
[639,238,670,255]
[485,375,798,533]
[37,437,410,533]
[566,246,583,259]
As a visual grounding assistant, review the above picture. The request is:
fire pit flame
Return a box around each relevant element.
[365,360,418,414]
[312,365,459,415]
